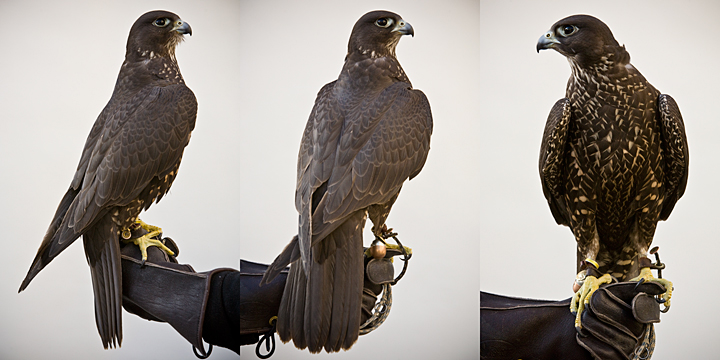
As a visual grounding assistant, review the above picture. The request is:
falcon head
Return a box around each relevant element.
[536,15,629,68]
[126,10,192,60]
[347,10,414,59]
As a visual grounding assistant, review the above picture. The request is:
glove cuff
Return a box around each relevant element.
[121,250,233,357]
[238,260,288,339]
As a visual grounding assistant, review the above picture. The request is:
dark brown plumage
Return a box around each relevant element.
[260,10,432,353]
[537,15,688,281]
[19,10,196,348]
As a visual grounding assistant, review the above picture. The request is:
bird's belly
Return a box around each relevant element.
[110,199,145,232]
[565,136,664,245]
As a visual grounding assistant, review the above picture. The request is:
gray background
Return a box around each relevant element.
[479,1,719,359]
[0,0,716,359]
[0,0,478,359]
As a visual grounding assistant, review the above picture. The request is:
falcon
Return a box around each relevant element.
[260,10,432,353]
[19,10,197,348]
[537,15,688,328]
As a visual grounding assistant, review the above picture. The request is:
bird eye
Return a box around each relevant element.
[153,18,170,27]
[558,24,578,37]
[375,18,393,28]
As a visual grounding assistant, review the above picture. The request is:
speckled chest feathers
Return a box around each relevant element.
[564,53,665,250]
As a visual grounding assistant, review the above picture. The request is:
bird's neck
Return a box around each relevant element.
[114,54,185,95]
[347,39,399,60]
[567,57,656,108]
[337,54,411,94]
[568,52,648,90]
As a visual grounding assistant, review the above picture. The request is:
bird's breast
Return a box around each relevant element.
[564,86,665,216]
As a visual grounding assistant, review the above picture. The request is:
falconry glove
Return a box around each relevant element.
[578,281,664,360]
[120,231,242,357]
[121,226,412,358]
[481,281,664,360]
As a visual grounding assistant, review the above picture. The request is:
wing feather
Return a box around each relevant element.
[657,94,689,220]
[539,98,572,226]
[21,83,196,289]
[67,84,196,233]
[323,83,432,224]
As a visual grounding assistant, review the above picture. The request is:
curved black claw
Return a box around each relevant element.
[659,299,671,313]
[575,325,589,337]
[633,277,646,292]
[192,344,212,359]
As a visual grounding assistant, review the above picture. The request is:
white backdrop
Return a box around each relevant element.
[479,1,720,359]
[2,0,717,359]
[0,0,479,359]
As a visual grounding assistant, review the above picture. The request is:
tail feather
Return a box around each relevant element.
[326,221,363,352]
[280,264,306,348]
[304,250,332,351]
[83,217,123,348]
[325,244,348,352]
[276,211,365,353]
[19,187,81,292]
[260,235,300,286]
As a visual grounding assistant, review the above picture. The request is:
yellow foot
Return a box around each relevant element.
[121,219,174,264]
[363,243,413,260]
[386,244,412,254]
[630,267,673,309]
[571,273,613,330]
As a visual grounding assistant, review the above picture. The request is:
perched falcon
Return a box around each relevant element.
[537,14,688,328]
[260,10,433,353]
[19,11,196,348]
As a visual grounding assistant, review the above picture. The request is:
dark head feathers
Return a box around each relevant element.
[347,10,414,59]
[126,10,192,60]
[537,14,630,68]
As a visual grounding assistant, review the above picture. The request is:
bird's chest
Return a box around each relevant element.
[566,79,661,180]
[563,78,665,217]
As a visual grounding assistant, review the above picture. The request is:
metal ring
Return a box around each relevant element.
[359,283,392,335]
[389,235,411,285]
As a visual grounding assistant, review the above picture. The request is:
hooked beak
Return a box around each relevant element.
[172,20,192,36]
[537,30,559,53]
[392,19,414,37]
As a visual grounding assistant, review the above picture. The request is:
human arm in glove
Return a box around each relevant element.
[480,281,665,360]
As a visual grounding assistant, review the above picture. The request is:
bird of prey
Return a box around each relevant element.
[537,15,688,328]
[260,10,432,353]
[19,10,196,348]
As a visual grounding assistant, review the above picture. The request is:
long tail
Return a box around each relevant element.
[275,211,365,353]
[19,187,81,292]
[82,216,123,348]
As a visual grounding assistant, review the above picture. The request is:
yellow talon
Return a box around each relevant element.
[386,244,412,254]
[122,219,174,262]
[571,273,613,329]
[363,244,412,261]
[630,267,673,308]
